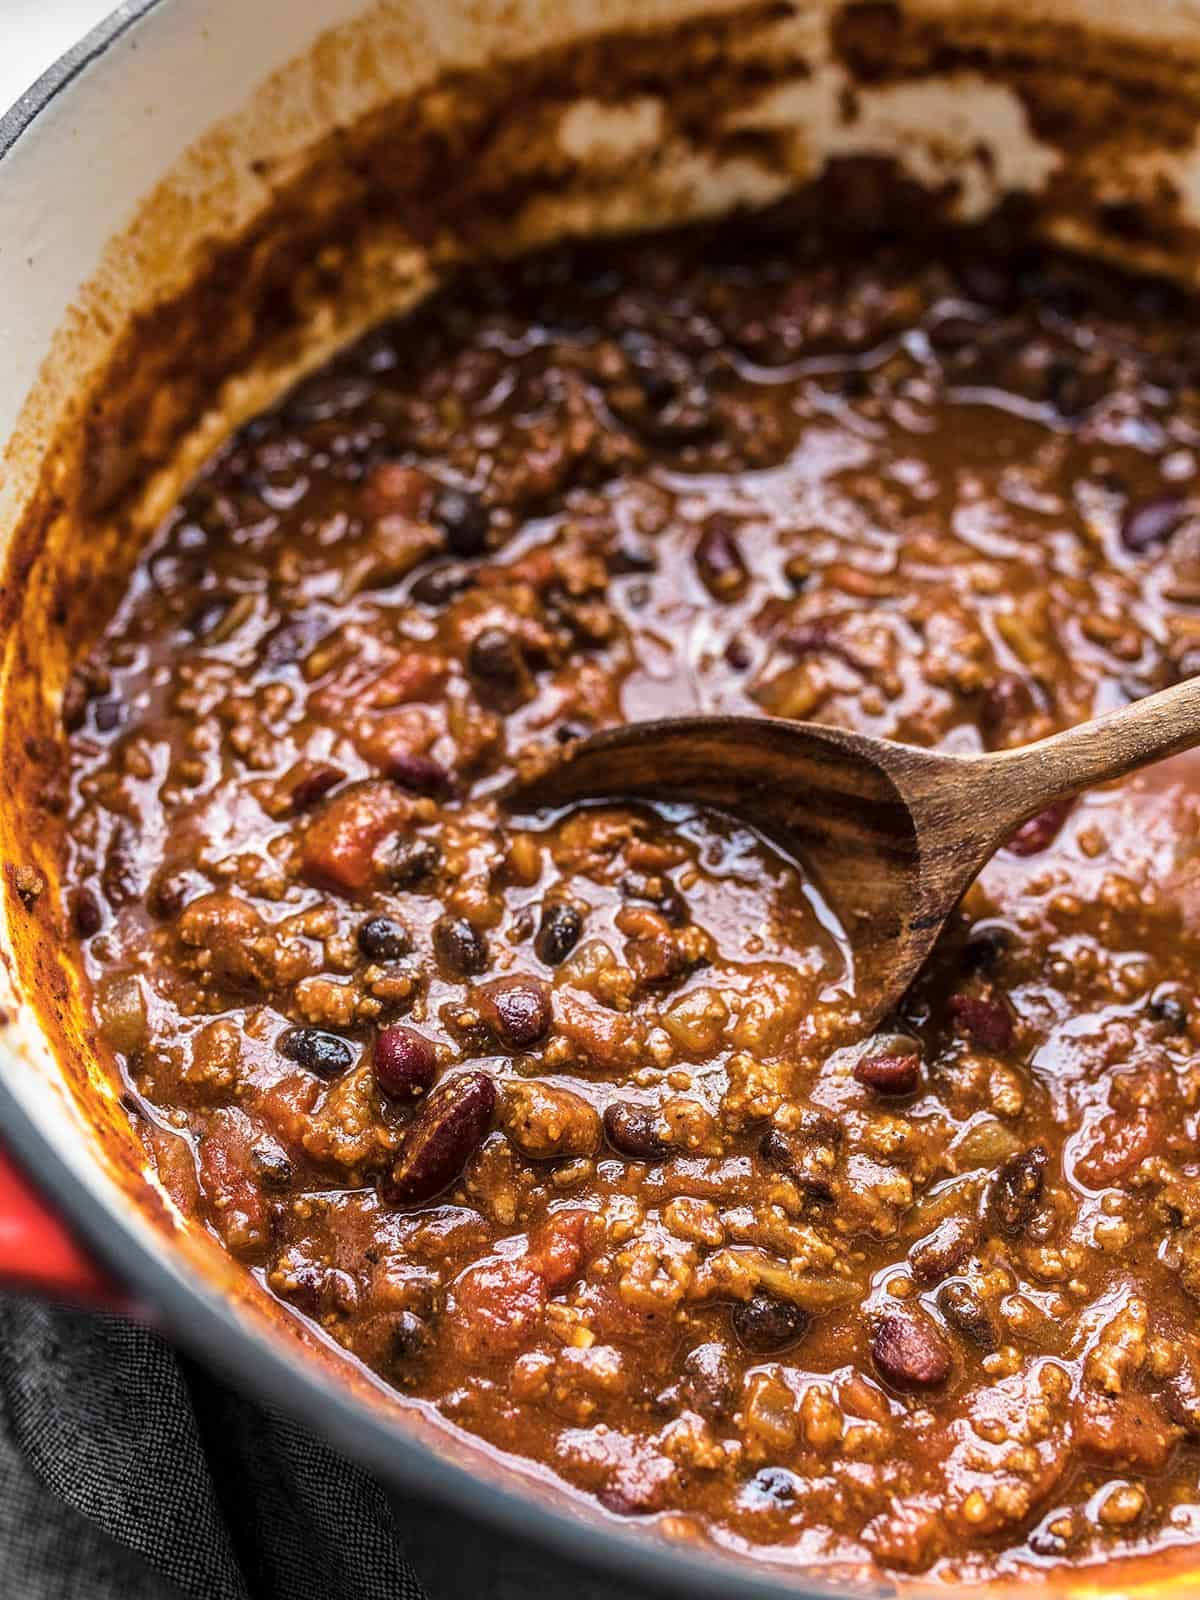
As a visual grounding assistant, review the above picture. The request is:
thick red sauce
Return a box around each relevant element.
[62,212,1200,1580]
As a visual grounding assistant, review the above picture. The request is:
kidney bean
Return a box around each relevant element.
[409,561,476,608]
[731,1293,810,1353]
[384,1070,497,1205]
[1006,798,1074,857]
[432,915,489,977]
[434,485,490,556]
[284,760,345,813]
[603,1101,672,1161]
[384,750,450,796]
[357,915,411,961]
[926,311,987,352]
[949,991,1015,1053]
[908,1217,976,1285]
[281,1028,355,1078]
[854,1051,920,1095]
[871,1307,951,1391]
[695,515,749,600]
[475,976,552,1049]
[1121,494,1190,554]
[989,1144,1049,1237]
[374,1025,438,1101]
[387,836,441,887]
[938,1281,997,1351]
[534,901,583,965]
[1162,1370,1200,1435]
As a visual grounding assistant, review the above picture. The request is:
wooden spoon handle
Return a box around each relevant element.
[984,675,1200,821]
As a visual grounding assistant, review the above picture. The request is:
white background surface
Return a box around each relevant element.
[0,1,119,118]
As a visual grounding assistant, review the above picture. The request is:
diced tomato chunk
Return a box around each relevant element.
[1073,1106,1163,1187]
[528,1210,590,1292]
[451,1257,546,1362]
[301,780,414,893]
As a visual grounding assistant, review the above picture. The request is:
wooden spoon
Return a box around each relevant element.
[506,680,1200,1031]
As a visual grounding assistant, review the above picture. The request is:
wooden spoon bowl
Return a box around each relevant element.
[507,679,1200,1031]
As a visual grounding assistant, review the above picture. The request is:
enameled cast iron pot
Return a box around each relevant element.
[5,3,1200,1595]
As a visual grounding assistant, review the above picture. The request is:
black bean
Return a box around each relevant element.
[92,698,125,734]
[908,1216,976,1285]
[743,1468,801,1509]
[938,1281,997,1351]
[989,1144,1049,1237]
[731,1293,810,1353]
[259,612,326,669]
[1149,989,1189,1032]
[1121,495,1190,554]
[250,1141,295,1190]
[694,515,749,600]
[468,627,528,706]
[434,486,490,557]
[608,542,658,575]
[432,915,489,977]
[383,1069,497,1205]
[102,819,141,907]
[187,595,234,639]
[782,554,812,593]
[387,837,441,888]
[409,561,476,607]
[374,1025,438,1100]
[678,1342,735,1419]
[871,1307,951,1391]
[71,885,103,939]
[962,923,1012,975]
[146,866,198,921]
[534,902,583,965]
[358,916,411,961]
[603,1101,671,1161]
[392,1309,433,1360]
[620,872,688,927]
[281,1028,355,1077]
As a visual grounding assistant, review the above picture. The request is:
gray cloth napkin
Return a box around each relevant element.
[0,1294,429,1600]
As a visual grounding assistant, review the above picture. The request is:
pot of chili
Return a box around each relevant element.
[7,1,1200,1595]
